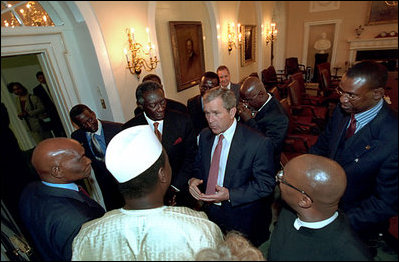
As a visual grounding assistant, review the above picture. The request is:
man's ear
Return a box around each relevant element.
[50,166,63,179]
[158,167,168,183]
[373,87,385,100]
[298,195,312,209]
[229,107,237,118]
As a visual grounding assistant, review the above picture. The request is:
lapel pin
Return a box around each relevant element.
[354,158,359,163]
[365,145,371,150]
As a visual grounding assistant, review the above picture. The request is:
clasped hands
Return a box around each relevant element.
[188,178,229,203]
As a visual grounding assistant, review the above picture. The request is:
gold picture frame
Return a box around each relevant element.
[366,1,398,25]
[169,21,206,92]
[240,24,256,67]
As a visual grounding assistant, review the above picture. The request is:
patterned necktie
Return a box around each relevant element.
[153,122,162,142]
[345,114,357,139]
[78,185,90,197]
[90,133,105,161]
[206,134,224,195]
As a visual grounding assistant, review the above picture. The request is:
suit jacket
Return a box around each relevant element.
[194,123,276,246]
[230,83,241,103]
[122,109,197,190]
[19,181,105,261]
[71,120,124,211]
[187,95,208,136]
[240,96,289,172]
[309,102,398,235]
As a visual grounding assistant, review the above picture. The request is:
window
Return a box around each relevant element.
[1,1,54,27]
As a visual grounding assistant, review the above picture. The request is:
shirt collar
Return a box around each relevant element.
[353,98,383,124]
[218,118,237,144]
[258,92,272,112]
[144,112,164,128]
[86,119,102,136]
[293,211,338,230]
[41,181,79,191]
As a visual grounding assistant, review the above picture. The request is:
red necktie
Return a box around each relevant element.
[206,134,224,195]
[153,122,162,142]
[345,114,357,139]
[78,185,90,197]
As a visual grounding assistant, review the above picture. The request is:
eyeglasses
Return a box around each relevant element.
[275,170,313,202]
[336,87,361,101]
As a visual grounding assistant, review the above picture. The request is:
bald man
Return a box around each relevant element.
[19,138,105,261]
[268,154,372,261]
[238,76,288,172]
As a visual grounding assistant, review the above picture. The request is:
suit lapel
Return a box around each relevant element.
[223,124,240,186]
[331,114,350,159]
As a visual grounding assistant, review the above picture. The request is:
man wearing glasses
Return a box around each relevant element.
[268,154,372,261]
[309,61,398,257]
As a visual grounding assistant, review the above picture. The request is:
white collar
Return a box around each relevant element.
[257,92,272,112]
[144,112,164,129]
[293,211,338,230]
[218,118,237,144]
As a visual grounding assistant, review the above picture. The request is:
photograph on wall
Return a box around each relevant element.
[169,21,205,92]
[367,1,398,25]
[241,25,256,67]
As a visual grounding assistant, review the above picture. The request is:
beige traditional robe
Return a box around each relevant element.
[72,206,224,261]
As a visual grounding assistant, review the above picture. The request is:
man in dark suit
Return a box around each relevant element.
[238,76,289,172]
[70,104,124,211]
[134,73,188,116]
[123,81,197,207]
[217,65,240,102]
[19,137,105,261]
[187,71,220,136]
[33,71,65,137]
[188,87,276,247]
[309,61,398,256]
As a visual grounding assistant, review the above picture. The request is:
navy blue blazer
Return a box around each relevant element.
[71,120,124,211]
[309,102,398,234]
[240,95,289,171]
[187,95,208,136]
[19,182,105,261]
[195,122,276,246]
[122,109,197,191]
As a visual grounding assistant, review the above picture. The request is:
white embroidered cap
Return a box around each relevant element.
[105,125,162,183]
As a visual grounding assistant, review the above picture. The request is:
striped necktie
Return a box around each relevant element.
[90,133,105,161]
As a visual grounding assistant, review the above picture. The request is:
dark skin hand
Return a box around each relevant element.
[237,101,253,122]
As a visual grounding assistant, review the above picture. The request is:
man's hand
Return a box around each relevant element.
[237,102,253,122]
[199,185,229,203]
[188,178,204,200]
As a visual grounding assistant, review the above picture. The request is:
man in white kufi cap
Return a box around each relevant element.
[72,125,223,261]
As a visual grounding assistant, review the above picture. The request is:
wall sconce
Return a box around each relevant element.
[227,22,242,55]
[265,23,277,46]
[124,27,159,79]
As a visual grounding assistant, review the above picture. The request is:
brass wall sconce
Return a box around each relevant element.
[227,22,242,54]
[265,23,277,46]
[124,27,159,79]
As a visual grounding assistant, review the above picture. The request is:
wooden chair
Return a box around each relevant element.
[287,80,328,129]
[280,98,320,161]
[284,57,306,79]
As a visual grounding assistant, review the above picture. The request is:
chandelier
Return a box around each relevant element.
[1,1,54,27]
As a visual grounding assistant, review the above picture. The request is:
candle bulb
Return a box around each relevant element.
[124,48,129,63]
[146,27,151,44]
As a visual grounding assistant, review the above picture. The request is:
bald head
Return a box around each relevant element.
[283,154,347,209]
[32,138,92,183]
[240,77,269,110]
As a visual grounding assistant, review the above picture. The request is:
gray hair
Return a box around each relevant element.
[203,87,236,111]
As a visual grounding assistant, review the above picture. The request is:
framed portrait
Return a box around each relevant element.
[169,21,205,92]
[366,1,398,25]
[240,25,256,67]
